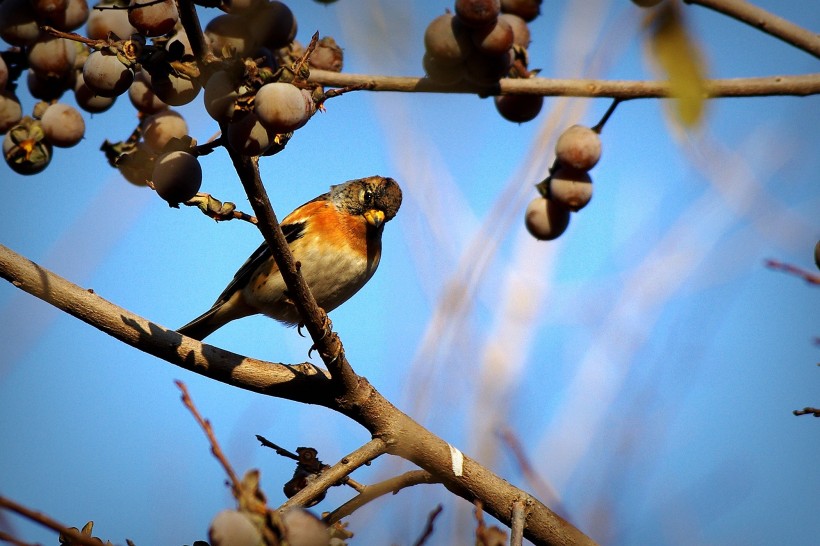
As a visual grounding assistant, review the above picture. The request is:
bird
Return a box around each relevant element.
[178,176,402,341]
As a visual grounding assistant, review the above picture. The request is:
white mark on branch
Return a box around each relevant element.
[448,444,464,477]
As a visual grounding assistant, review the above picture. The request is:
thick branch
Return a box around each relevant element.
[0,243,333,405]
[307,70,820,98]
[684,0,820,59]
[0,244,596,546]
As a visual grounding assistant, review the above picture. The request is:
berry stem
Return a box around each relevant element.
[592,98,621,134]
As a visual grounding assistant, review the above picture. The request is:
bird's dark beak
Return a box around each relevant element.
[364,209,385,228]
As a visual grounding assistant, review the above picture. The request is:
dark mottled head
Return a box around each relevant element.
[330,176,402,229]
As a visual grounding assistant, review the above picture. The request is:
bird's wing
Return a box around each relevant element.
[208,220,307,307]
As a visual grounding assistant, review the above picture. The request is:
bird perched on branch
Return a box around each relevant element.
[178,176,402,340]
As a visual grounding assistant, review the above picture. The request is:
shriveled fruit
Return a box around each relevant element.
[494,94,542,123]
[309,36,343,72]
[3,119,52,175]
[455,0,501,28]
[115,142,155,186]
[254,82,314,133]
[548,166,592,211]
[128,0,178,37]
[525,196,570,241]
[555,124,601,170]
[82,50,134,97]
[41,102,85,147]
[142,109,188,152]
[209,510,261,546]
[151,150,201,204]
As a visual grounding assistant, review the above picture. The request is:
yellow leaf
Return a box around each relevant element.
[647,1,708,127]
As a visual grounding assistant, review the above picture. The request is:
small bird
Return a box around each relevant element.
[178,176,402,340]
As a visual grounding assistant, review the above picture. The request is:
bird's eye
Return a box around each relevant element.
[361,189,373,205]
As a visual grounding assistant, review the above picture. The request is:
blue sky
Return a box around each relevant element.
[1,1,818,545]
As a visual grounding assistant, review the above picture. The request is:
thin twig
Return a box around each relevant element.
[278,439,388,511]
[764,259,820,285]
[175,380,243,498]
[412,504,443,546]
[0,496,105,546]
[307,70,820,98]
[256,434,300,460]
[793,407,820,417]
[498,428,566,515]
[683,0,820,59]
[324,470,439,525]
[0,530,36,546]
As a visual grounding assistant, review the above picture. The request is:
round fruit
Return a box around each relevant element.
[41,102,85,147]
[424,13,473,64]
[554,124,601,170]
[82,50,134,97]
[128,71,167,114]
[128,0,178,37]
[499,13,530,47]
[494,94,543,123]
[254,82,314,133]
[281,509,330,546]
[227,111,275,156]
[525,196,570,241]
[28,37,76,79]
[209,510,261,546]
[0,55,8,91]
[814,241,820,271]
[500,0,541,22]
[248,1,297,50]
[205,13,258,57]
[27,70,72,101]
[145,70,201,106]
[422,53,465,85]
[464,49,513,85]
[548,166,593,211]
[39,0,89,31]
[0,92,23,133]
[471,18,514,56]
[86,3,137,40]
[141,109,188,152]
[0,0,41,46]
[73,74,117,112]
[151,150,201,204]
[204,70,241,123]
[455,0,500,28]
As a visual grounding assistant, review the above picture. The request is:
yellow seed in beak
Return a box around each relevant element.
[364,209,385,228]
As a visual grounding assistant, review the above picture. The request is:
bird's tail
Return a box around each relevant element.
[177,292,255,341]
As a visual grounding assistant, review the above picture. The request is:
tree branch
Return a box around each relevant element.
[307,70,820,98]
[0,496,107,546]
[683,0,820,59]
[0,243,334,405]
[279,439,388,510]
[324,470,439,525]
[0,243,597,546]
